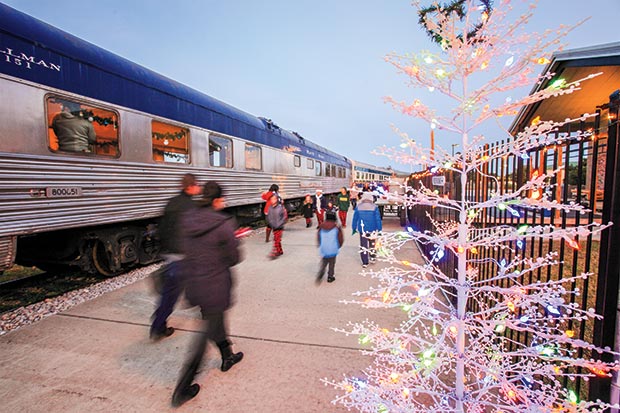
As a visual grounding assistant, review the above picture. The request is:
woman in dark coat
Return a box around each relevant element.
[172,181,243,408]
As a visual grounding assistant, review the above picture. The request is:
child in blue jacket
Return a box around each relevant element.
[317,211,344,283]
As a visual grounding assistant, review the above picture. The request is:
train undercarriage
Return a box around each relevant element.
[16,220,161,276]
[11,201,300,276]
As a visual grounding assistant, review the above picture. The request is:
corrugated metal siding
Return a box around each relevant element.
[0,152,347,237]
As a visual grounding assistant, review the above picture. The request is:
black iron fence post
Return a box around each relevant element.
[590,90,620,404]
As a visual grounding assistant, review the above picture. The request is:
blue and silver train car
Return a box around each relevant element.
[351,160,394,186]
[0,4,350,275]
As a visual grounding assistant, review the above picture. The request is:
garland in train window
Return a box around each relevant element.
[152,120,189,164]
[46,96,120,157]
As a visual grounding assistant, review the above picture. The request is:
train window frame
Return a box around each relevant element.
[307,158,314,169]
[245,143,262,171]
[209,135,234,168]
[325,163,332,177]
[315,161,322,176]
[46,95,120,157]
[151,120,190,164]
[294,155,301,168]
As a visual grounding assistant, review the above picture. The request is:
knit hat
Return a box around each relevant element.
[326,211,337,221]
[202,181,223,206]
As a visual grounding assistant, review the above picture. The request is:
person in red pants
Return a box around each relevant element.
[312,189,327,228]
[266,193,287,259]
[261,184,281,242]
[336,187,351,228]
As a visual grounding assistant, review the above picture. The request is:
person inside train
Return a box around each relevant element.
[51,100,97,153]
[150,173,201,341]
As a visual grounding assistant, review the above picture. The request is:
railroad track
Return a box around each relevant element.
[0,270,105,315]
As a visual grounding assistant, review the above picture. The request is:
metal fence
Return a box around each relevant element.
[406,90,620,403]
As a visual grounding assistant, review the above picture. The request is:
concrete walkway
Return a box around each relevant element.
[0,212,424,412]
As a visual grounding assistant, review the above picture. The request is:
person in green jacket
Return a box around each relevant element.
[336,187,351,228]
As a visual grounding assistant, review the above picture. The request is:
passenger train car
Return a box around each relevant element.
[0,5,394,276]
[351,160,395,186]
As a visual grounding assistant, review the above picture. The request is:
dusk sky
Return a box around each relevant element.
[4,0,619,169]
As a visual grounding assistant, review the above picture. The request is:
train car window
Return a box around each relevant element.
[307,159,314,169]
[209,135,233,168]
[331,165,337,177]
[315,161,322,176]
[294,155,301,168]
[47,96,119,157]
[152,121,189,163]
[325,164,331,177]
[245,143,262,171]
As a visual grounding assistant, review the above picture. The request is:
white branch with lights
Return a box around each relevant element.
[326,1,620,412]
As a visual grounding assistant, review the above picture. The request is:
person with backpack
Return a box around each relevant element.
[266,192,287,259]
[351,191,383,268]
[261,184,281,242]
[316,211,344,283]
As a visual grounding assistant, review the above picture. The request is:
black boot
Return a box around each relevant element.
[217,340,244,372]
[171,383,200,408]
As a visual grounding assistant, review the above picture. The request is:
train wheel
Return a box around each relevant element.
[92,240,119,276]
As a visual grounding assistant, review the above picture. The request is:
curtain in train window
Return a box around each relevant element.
[47,96,119,156]
[152,121,189,163]
[315,161,322,176]
[245,143,262,171]
[209,135,233,168]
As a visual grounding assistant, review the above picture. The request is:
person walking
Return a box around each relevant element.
[350,186,358,210]
[261,184,281,242]
[351,191,383,268]
[313,189,327,228]
[150,173,201,340]
[316,211,344,284]
[336,187,351,228]
[171,181,243,408]
[266,193,286,259]
[301,194,314,228]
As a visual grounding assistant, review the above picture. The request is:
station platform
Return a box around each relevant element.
[0,213,424,412]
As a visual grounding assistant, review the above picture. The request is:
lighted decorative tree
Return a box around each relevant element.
[327,1,619,412]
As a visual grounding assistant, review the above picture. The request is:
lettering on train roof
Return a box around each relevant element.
[0,47,61,72]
